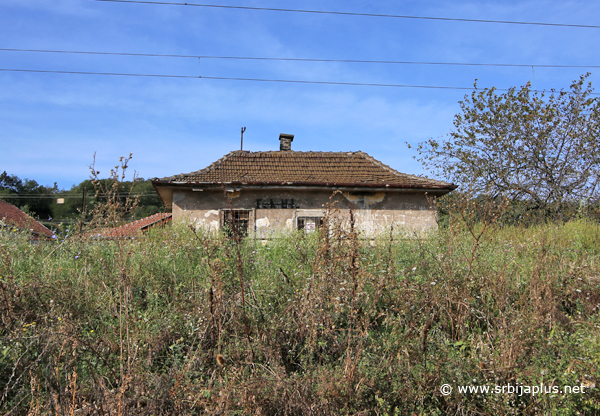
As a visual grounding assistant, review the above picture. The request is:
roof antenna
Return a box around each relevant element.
[240,127,246,150]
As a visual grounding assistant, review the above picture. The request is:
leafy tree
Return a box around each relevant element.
[0,171,57,219]
[413,74,600,219]
[129,179,165,218]
[0,171,23,193]
[51,178,164,222]
[51,179,95,223]
[0,171,163,226]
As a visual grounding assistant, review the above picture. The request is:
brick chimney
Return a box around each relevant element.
[279,133,294,151]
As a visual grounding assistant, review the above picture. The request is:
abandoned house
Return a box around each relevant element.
[152,134,457,238]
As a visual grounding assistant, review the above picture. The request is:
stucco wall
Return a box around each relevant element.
[172,188,437,236]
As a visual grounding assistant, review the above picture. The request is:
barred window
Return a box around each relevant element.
[221,209,251,237]
[297,216,324,232]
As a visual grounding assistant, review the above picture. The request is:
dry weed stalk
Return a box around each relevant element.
[2,184,600,414]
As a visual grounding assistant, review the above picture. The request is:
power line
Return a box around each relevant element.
[0,194,158,199]
[2,67,598,95]
[2,47,599,69]
[205,75,475,90]
[0,68,195,79]
[92,0,600,29]
[0,67,484,90]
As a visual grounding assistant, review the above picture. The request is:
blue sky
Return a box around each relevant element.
[1,0,599,189]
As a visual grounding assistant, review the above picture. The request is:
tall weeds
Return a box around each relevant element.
[1,190,599,414]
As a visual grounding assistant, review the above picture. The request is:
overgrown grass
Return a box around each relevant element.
[1,215,600,415]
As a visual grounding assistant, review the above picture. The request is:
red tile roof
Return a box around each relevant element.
[97,212,172,239]
[154,151,456,189]
[0,200,54,238]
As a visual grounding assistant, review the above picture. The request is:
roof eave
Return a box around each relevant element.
[152,180,173,210]
[152,180,457,192]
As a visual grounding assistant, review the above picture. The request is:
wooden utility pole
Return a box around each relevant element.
[79,187,87,232]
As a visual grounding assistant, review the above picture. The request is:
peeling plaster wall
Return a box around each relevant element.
[172,189,438,236]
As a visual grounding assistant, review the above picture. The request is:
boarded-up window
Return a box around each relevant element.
[297,216,324,232]
[221,209,251,237]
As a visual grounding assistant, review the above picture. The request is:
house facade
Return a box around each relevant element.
[152,134,457,237]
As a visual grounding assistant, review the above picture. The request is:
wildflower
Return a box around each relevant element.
[90,330,94,333]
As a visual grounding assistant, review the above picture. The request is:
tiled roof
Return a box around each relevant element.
[0,200,54,238]
[98,212,172,239]
[155,151,455,189]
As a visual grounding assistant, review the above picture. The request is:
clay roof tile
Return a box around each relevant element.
[0,200,54,238]
[97,213,172,239]
[155,151,455,189]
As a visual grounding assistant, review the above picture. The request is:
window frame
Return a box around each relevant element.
[296,216,324,232]
[220,208,252,237]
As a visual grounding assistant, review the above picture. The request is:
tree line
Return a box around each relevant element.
[0,172,165,229]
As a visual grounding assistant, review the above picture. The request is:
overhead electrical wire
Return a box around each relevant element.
[0,68,196,79]
[2,47,599,69]
[0,68,501,91]
[2,68,598,95]
[0,194,158,199]
[91,0,600,29]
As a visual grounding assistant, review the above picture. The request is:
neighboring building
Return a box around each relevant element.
[152,134,457,237]
[0,200,54,240]
[95,212,172,239]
